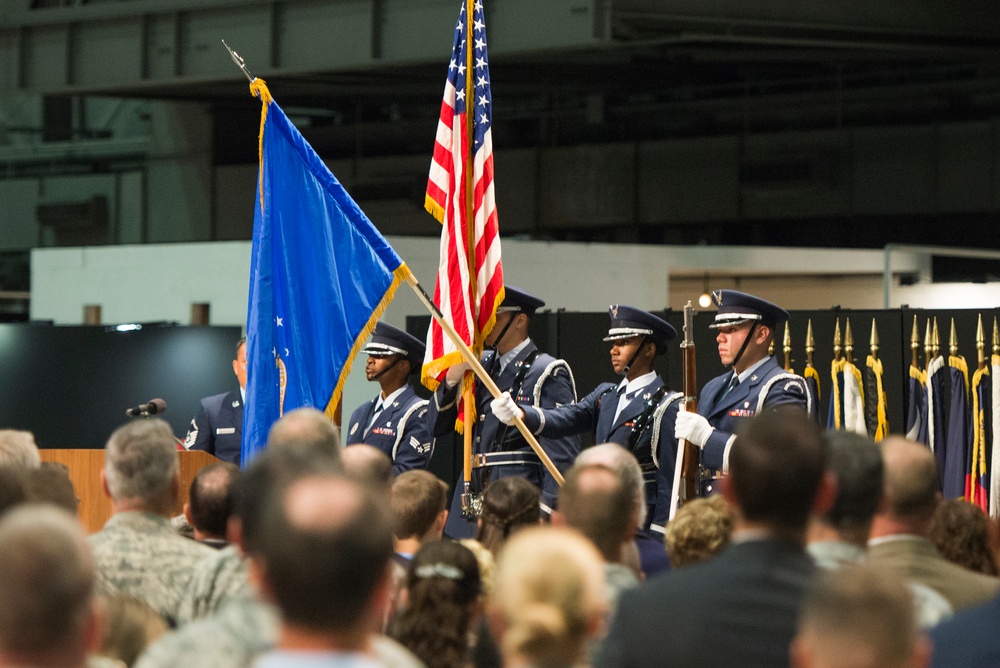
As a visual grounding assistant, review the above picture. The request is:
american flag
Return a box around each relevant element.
[422,0,504,390]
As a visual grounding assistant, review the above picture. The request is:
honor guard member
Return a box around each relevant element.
[345,322,432,475]
[427,286,581,539]
[674,289,810,476]
[492,305,683,536]
[185,337,246,465]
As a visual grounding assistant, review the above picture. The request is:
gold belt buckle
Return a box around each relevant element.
[472,454,489,469]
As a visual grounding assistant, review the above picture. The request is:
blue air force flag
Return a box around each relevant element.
[242,79,411,464]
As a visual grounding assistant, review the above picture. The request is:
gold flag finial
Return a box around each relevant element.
[833,319,842,361]
[910,315,920,368]
[924,318,933,368]
[932,317,940,358]
[844,318,855,363]
[976,314,985,368]
[870,318,880,359]
[993,316,999,356]
[806,319,815,368]
[783,324,792,371]
[949,318,958,357]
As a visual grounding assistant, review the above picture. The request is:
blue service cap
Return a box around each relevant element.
[498,286,545,316]
[603,304,677,352]
[709,290,789,330]
[361,322,425,370]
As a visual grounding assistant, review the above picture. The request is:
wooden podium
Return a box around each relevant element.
[40,449,223,534]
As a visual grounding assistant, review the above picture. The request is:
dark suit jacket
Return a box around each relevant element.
[930,592,1000,667]
[597,538,815,668]
[184,388,243,464]
[520,375,682,533]
[698,357,809,470]
[345,385,431,475]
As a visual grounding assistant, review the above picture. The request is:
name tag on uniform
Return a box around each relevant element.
[216,427,236,435]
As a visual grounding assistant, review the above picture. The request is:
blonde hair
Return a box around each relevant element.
[663,495,734,568]
[492,527,607,665]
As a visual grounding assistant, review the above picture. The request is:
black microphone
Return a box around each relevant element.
[125,398,167,418]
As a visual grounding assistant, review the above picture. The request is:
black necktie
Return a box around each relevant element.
[720,374,740,401]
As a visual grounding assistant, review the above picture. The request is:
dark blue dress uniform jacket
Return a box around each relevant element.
[184,388,243,465]
[345,385,431,476]
[426,341,581,539]
[698,356,809,471]
[519,374,682,534]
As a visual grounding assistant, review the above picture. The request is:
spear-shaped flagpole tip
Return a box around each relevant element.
[844,318,855,362]
[993,316,1000,356]
[870,318,879,358]
[949,318,958,357]
[932,317,940,358]
[833,318,842,360]
[222,40,256,83]
[976,314,985,367]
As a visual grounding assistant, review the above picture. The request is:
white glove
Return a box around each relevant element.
[444,361,471,388]
[490,391,523,425]
[674,406,714,448]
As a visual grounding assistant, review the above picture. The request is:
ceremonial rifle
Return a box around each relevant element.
[669,301,700,519]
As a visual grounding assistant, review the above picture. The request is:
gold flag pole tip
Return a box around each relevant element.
[222,40,256,83]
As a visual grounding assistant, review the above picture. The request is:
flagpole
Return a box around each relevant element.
[404,272,566,486]
[461,0,478,495]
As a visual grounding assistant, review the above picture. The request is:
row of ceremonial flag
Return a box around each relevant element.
[241,1,501,470]
[805,315,999,517]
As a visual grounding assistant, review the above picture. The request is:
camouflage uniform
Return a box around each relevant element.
[135,597,277,668]
[89,511,213,625]
[177,544,252,624]
[136,597,424,668]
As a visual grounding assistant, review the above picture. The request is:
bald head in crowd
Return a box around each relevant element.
[254,474,394,652]
[574,443,647,530]
[103,418,179,516]
[0,506,100,668]
[342,445,393,491]
[877,436,940,529]
[556,463,636,563]
[0,430,41,471]
[267,407,342,457]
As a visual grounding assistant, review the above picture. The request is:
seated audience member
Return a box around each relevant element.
[0,505,100,668]
[98,596,168,668]
[928,498,999,576]
[265,406,342,454]
[806,431,951,627]
[342,443,394,491]
[0,468,27,517]
[389,539,482,668]
[598,409,832,668]
[24,462,79,514]
[576,442,667,577]
[555,463,641,613]
[476,477,541,558]
[184,462,240,549]
[491,526,608,668]
[0,429,41,471]
[138,442,341,668]
[663,495,734,568]
[791,564,929,668]
[175,411,346,626]
[251,473,410,667]
[390,470,449,563]
[90,419,214,625]
[868,437,1000,612]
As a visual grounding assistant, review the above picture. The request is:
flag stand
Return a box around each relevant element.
[403,273,565,486]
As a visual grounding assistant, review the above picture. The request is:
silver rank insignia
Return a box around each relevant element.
[350,423,358,435]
